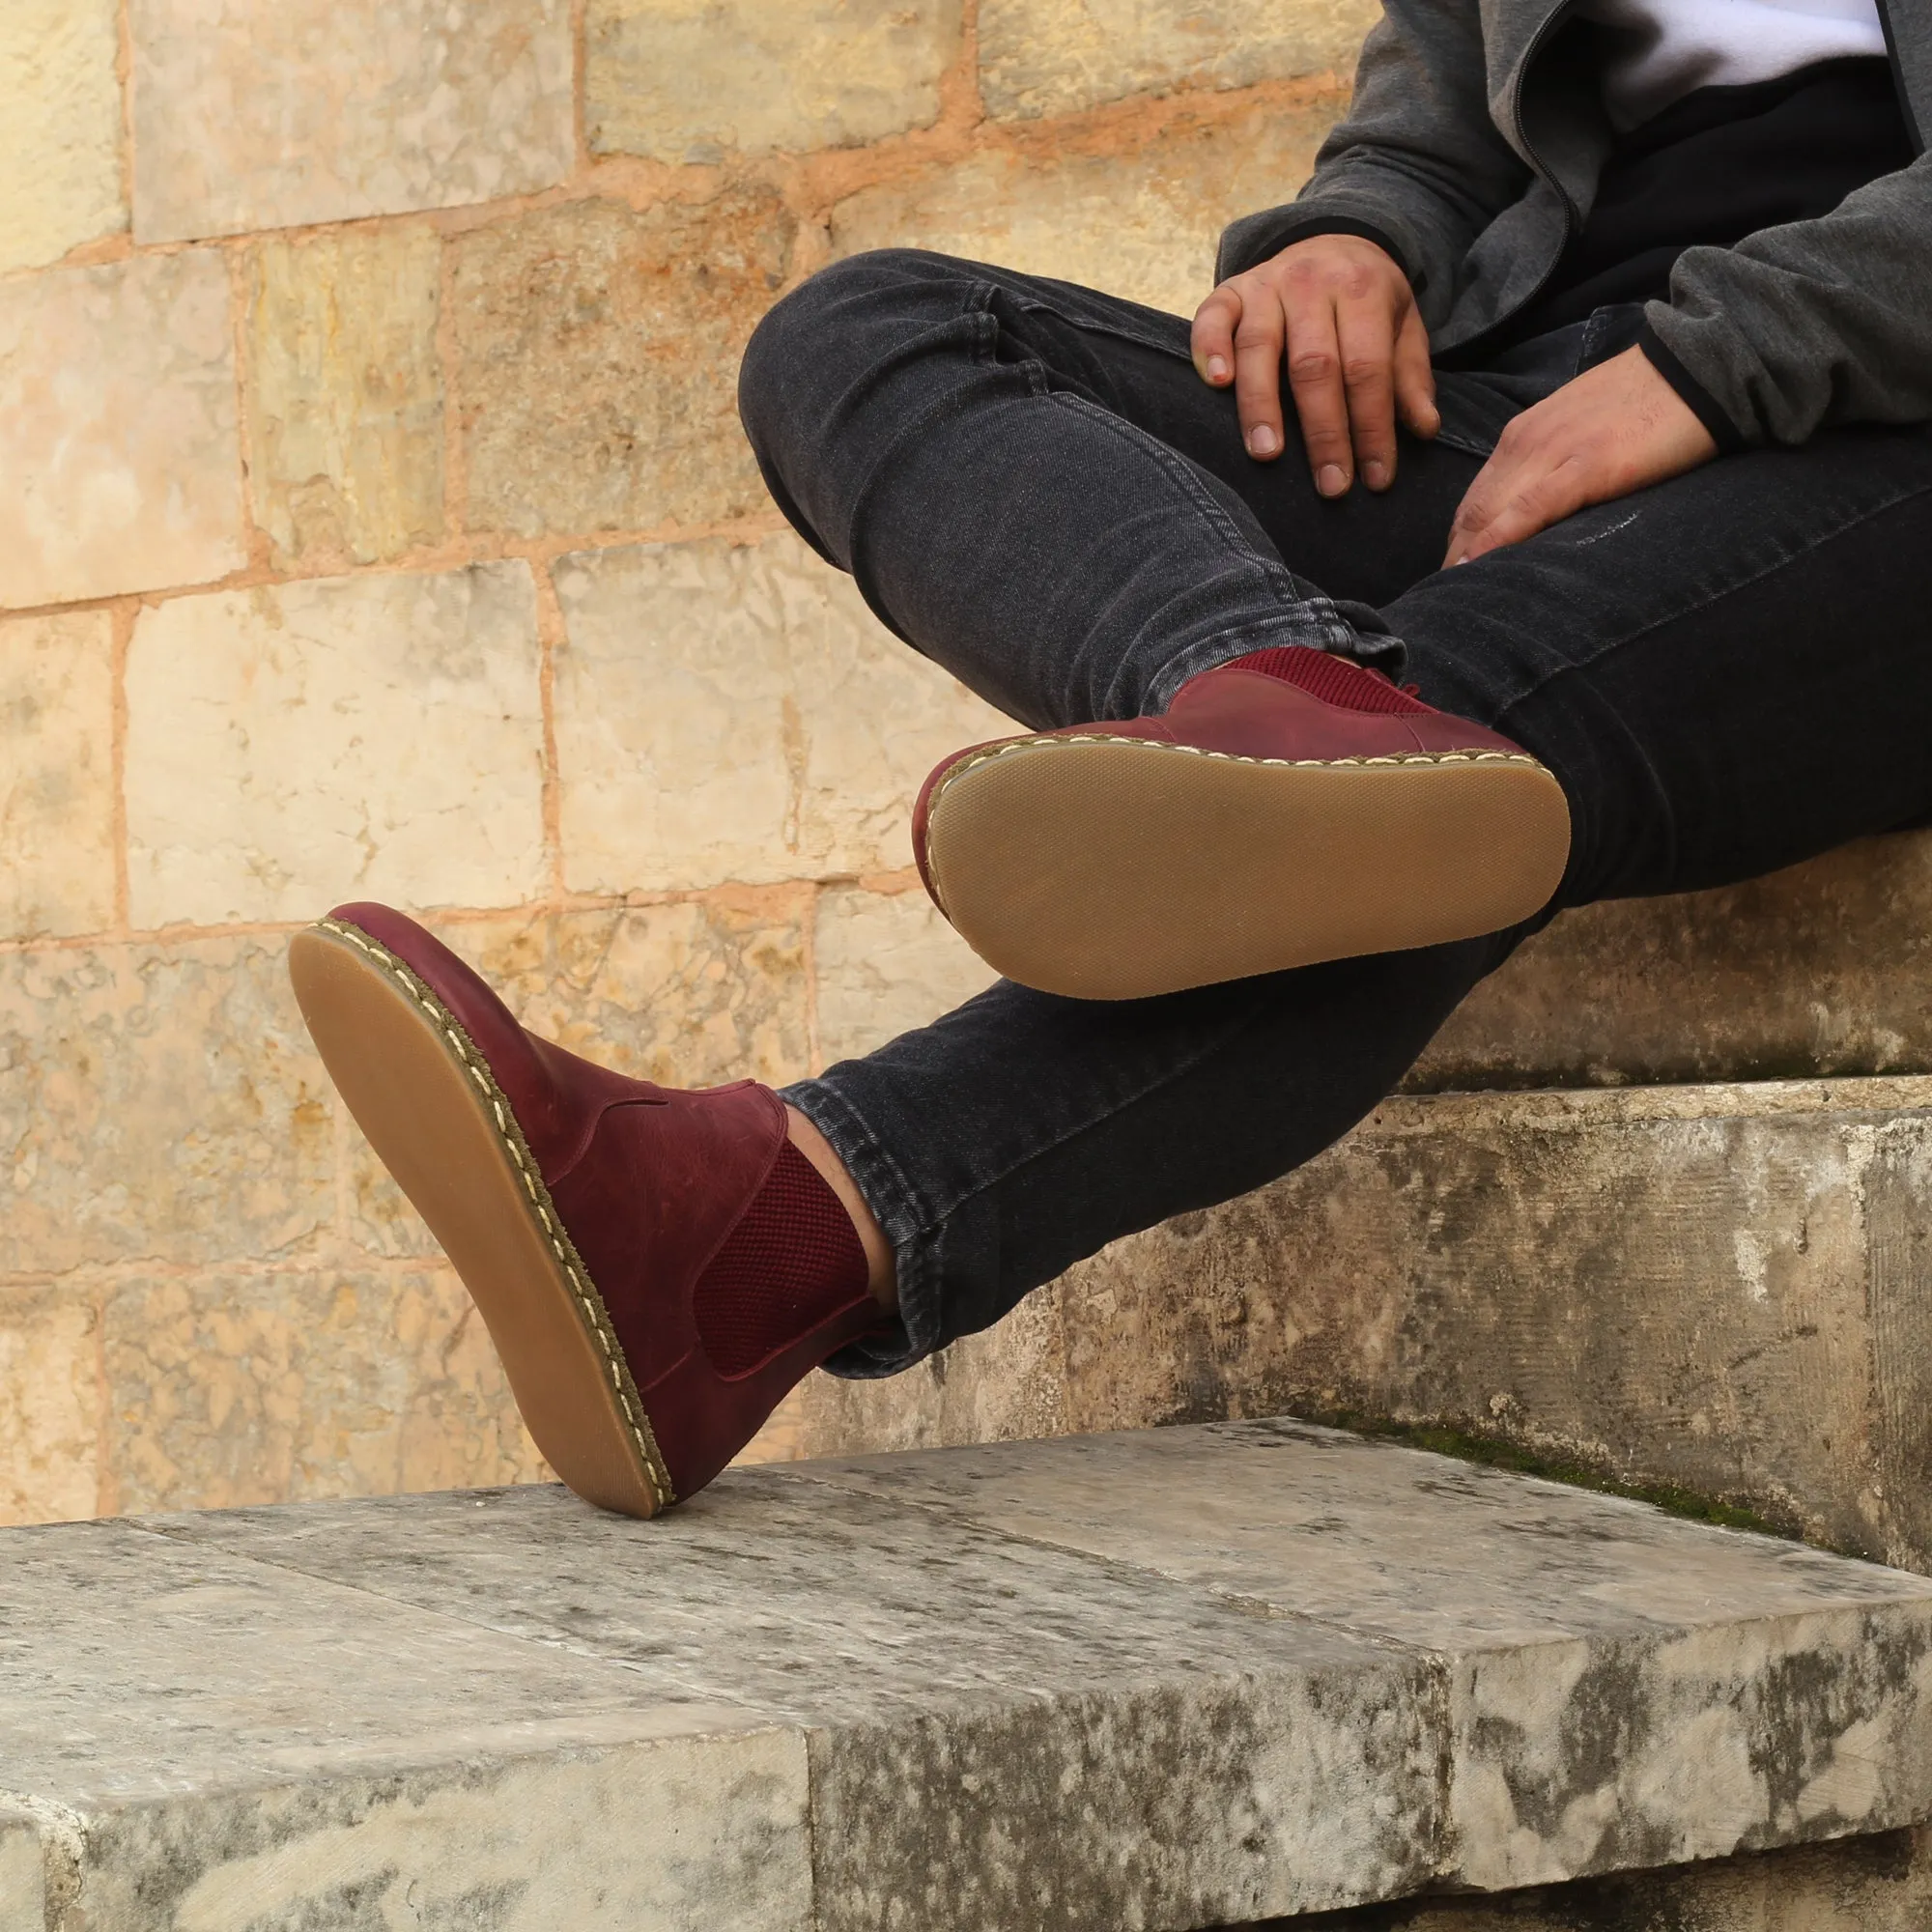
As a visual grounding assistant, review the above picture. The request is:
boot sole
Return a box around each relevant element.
[288,920,669,1518]
[923,735,1572,1000]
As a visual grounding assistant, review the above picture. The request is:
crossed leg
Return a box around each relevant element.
[294,249,1932,1517]
[741,249,1932,1377]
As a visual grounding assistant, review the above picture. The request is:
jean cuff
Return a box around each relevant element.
[781,1073,941,1378]
[1143,606,1406,712]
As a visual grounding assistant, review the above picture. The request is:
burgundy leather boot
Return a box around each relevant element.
[914,645,1572,1000]
[288,903,884,1518]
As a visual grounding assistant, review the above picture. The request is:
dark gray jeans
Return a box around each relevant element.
[737,248,1932,1378]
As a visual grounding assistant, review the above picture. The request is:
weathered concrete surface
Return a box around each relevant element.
[1263,1823,1932,1928]
[1049,1079,1932,1579]
[4,1421,1929,1928]
[1413,831,1932,1090]
[806,1423,1932,1899]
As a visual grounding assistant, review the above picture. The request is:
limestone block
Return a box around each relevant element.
[161,1465,1446,1925]
[830,93,1347,319]
[812,886,1000,1065]
[1284,1827,1932,1931]
[789,601,1014,885]
[125,563,546,927]
[248,225,444,567]
[86,1736,809,1931]
[453,192,795,539]
[1051,1077,1932,1573]
[808,1423,1932,1889]
[0,0,126,273]
[128,0,574,243]
[588,0,964,161]
[553,533,1009,893]
[150,1422,1932,1919]
[0,611,114,941]
[980,0,1380,120]
[349,903,811,1260]
[0,936,331,1277]
[0,1809,43,1932]
[0,250,244,609]
[101,1268,546,1515]
[0,1287,101,1527]
[0,1518,811,1927]
[1417,830,1932,1090]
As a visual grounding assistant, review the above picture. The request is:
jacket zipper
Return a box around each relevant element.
[1462,0,1580,342]
[1508,0,1583,236]
[1875,0,1925,155]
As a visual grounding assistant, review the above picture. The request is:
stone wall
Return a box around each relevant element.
[0,1,1370,1520]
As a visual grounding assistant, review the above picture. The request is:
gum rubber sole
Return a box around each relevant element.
[288,921,668,1519]
[924,736,1573,1000]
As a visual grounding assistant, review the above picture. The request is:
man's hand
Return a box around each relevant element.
[1444,346,1719,566]
[1192,234,1439,495]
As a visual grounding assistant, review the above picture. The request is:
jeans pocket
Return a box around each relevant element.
[1580,301,1647,371]
[1003,281,1195,361]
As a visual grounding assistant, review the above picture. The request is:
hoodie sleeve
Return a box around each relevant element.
[1642,149,1932,445]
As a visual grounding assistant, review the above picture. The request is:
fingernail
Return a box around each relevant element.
[1364,460,1389,490]
[1249,424,1278,456]
[1318,463,1348,497]
[1208,355,1229,382]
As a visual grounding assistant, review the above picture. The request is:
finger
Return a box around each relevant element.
[1461,456,1593,561]
[1447,452,1587,565]
[1191,284,1241,386]
[1393,304,1439,440]
[1282,297,1353,493]
[1333,295,1399,492]
[1452,489,1551,565]
[1443,451,1510,567]
[1444,416,1537,563]
[1231,286,1290,461]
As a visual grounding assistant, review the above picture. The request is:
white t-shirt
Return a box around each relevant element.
[1576,0,1890,128]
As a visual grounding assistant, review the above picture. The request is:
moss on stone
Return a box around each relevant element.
[1297,1408,1801,1542]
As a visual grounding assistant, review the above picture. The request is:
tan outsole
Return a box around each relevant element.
[924,735,1572,1000]
[287,921,669,1519]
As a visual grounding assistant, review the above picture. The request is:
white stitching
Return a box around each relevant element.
[943,731,1547,788]
[316,919,673,1512]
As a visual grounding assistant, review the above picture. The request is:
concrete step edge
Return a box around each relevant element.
[6,1419,1932,1930]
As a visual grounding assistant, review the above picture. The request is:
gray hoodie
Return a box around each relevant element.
[1217,0,1932,446]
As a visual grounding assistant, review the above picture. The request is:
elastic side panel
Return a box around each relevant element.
[692,1141,869,1378]
[1227,646,1434,716]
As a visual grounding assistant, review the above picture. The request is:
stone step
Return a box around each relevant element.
[762,1074,1932,1580]
[1286,1827,1932,1932]
[5,1419,1932,1930]
[1410,828,1932,1090]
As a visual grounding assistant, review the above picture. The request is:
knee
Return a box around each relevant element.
[739,249,975,451]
